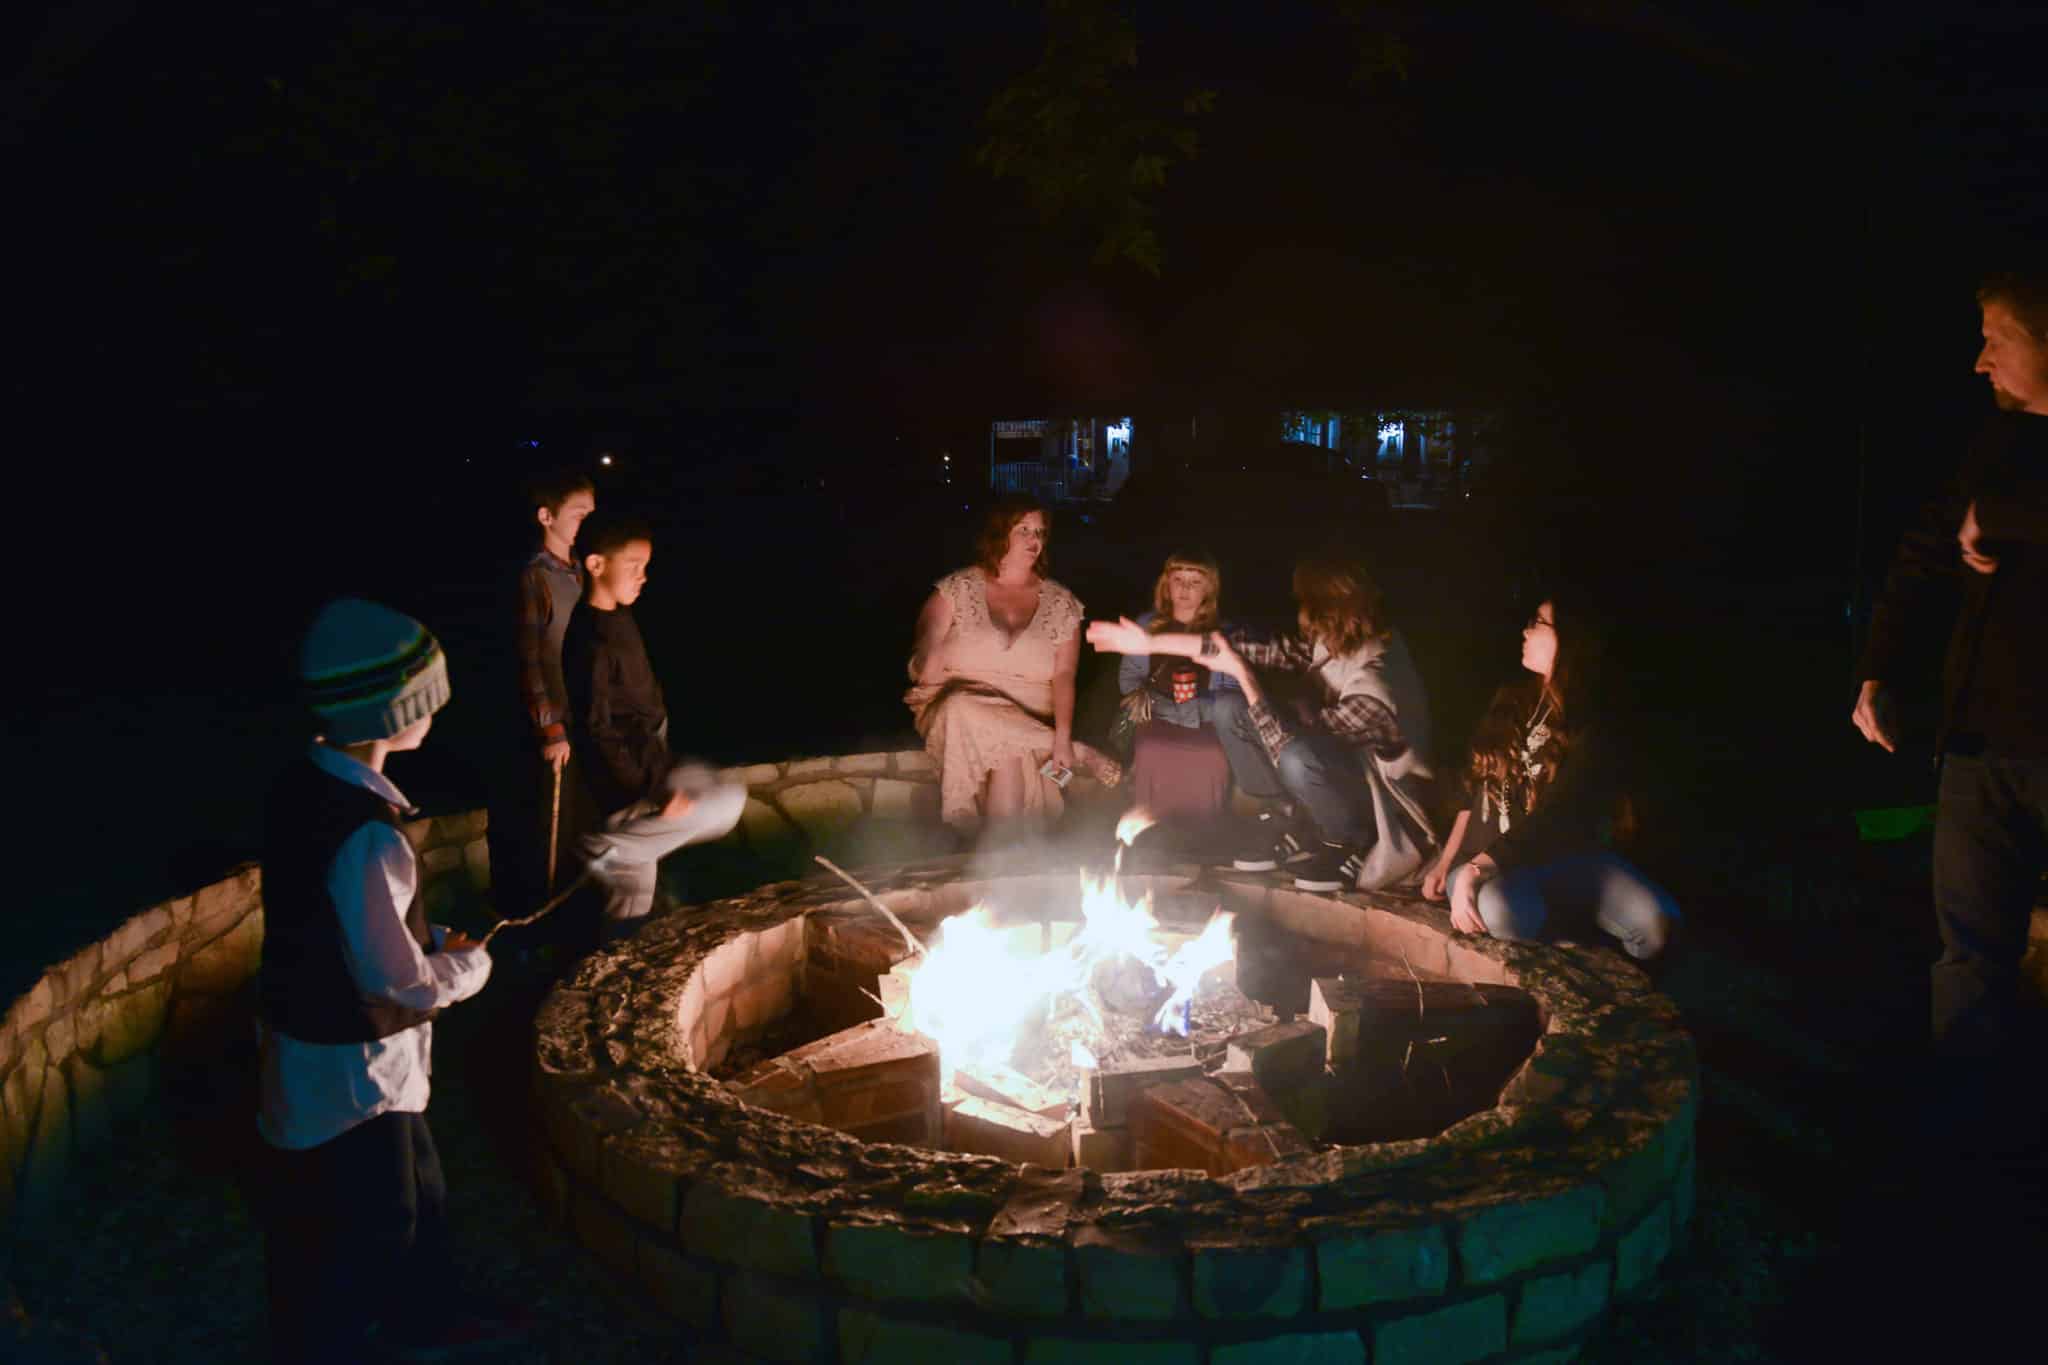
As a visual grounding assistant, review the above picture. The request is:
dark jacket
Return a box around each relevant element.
[1859,411,2048,759]
[562,600,672,813]
[259,759,437,1044]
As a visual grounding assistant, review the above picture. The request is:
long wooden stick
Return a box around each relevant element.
[813,856,926,959]
[545,762,563,892]
[483,860,602,948]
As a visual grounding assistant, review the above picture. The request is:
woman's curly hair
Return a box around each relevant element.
[975,497,1051,576]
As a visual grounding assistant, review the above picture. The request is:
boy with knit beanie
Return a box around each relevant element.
[258,598,525,1363]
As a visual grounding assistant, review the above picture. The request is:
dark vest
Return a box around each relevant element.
[260,758,437,1044]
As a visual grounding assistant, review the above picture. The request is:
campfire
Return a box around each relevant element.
[723,815,1542,1176]
[535,827,1697,1360]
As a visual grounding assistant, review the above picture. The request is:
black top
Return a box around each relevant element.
[259,759,436,1044]
[1861,411,2048,759]
[562,600,672,813]
[1461,712,1632,875]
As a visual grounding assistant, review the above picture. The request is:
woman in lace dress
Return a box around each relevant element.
[906,499,1119,836]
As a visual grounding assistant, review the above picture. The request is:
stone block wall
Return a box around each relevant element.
[712,751,946,868]
[0,809,488,1227]
[0,748,943,1230]
[535,863,1700,1365]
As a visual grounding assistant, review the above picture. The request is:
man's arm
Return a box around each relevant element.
[1310,692,1406,756]
[1860,463,1975,687]
[515,563,569,760]
[1971,469,2048,546]
[1229,627,1316,672]
[328,824,491,1010]
[1853,450,1980,750]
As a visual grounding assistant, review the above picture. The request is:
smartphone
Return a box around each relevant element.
[1039,759,1074,789]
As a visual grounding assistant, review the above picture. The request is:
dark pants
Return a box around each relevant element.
[1211,690,1376,846]
[265,1111,454,1364]
[1932,752,2048,1061]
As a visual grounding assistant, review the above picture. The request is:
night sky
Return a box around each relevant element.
[10,1,2046,942]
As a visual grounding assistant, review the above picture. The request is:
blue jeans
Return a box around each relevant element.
[1211,689,1374,846]
[1452,851,1679,960]
[1149,688,1225,730]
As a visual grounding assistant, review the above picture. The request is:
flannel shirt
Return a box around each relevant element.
[516,547,582,747]
[1226,629,1407,764]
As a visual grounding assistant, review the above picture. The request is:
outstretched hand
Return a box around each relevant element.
[1085,617,1148,655]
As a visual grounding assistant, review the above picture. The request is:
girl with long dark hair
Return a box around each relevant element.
[1421,596,1678,960]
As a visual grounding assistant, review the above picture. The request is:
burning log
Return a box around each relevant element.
[1091,953,1173,1018]
[954,1059,1071,1120]
[944,1095,1072,1167]
[1221,1019,1327,1090]
[1081,1053,1205,1129]
[1129,1076,1312,1177]
[728,1020,942,1146]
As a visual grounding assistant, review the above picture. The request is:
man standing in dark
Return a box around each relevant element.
[1853,270,2048,1136]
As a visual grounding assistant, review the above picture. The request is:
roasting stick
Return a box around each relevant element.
[480,848,617,948]
[813,856,927,960]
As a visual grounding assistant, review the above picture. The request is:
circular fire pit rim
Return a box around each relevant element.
[534,855,1694,1252]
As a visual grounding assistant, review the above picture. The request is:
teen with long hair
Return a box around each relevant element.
[1422,596,1678,960]
[1089,553,1436,891]
[1115,551,1238,825]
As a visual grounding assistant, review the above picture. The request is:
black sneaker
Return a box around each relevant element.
[1293,843,1364,892]
[1231,809,1307,872]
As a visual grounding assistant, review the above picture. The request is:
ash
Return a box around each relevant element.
[1010,964,1270,1099]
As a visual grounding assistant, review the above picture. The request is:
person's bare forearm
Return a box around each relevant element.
[1053,672,1076,747]
[1139,631,1207,660]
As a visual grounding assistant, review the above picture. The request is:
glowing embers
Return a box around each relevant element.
[862,858,1264,1169]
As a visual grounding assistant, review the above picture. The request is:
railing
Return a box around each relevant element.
[990,462,1068,502]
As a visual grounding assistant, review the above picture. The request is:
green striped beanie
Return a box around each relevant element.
[298,598,452,744]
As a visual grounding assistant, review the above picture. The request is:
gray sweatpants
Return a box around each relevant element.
[579,761,747,925]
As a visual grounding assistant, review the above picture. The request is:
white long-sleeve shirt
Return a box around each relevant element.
[257,742,493,1150]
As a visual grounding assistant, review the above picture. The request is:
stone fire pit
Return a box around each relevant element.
[533,857,1695,1364]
